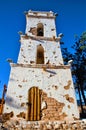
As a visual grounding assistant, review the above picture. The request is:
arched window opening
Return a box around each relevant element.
[36,44,44,64]
[37,23,44,36]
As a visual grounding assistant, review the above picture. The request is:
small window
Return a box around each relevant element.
[36,44,44,64]
[37,23,44,36]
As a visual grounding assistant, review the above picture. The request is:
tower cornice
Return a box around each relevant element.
[10,63,70,69]
[20,35,61,42]
[26,14,56,19]
[25,10,57,19]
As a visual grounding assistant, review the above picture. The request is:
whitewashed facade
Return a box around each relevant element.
[4,10,79,121]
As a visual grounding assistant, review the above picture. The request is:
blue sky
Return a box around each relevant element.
[0,0,86,98]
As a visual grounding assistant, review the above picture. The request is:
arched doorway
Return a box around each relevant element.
[27,87,41,121]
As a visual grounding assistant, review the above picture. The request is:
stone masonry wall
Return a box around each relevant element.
[4,65,79,121]
[0,118,86,130]
[18,37,63,65]
[25,11,57,38]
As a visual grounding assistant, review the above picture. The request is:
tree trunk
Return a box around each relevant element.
[77,85,84,114]
[80,85,86,105]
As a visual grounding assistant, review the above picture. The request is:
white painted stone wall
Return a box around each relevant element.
[25,11,57,37]
[18,37,63,65]
[4,65,79,120]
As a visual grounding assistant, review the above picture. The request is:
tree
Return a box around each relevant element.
[61,32,86,112]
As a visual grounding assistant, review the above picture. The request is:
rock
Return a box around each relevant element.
[0,118,86,130]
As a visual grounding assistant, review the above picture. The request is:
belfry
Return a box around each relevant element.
[4,10,79,121]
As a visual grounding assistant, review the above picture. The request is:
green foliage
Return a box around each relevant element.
[80,32,86,42]
[61,31,86,106]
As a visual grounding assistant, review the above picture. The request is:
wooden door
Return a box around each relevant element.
[0,104,3,115]
[28,87,41,121]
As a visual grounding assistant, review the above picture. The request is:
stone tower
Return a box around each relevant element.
[4,10,79,121]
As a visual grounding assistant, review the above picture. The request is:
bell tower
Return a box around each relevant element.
[4,10,79,121]
[17,10,63,66]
